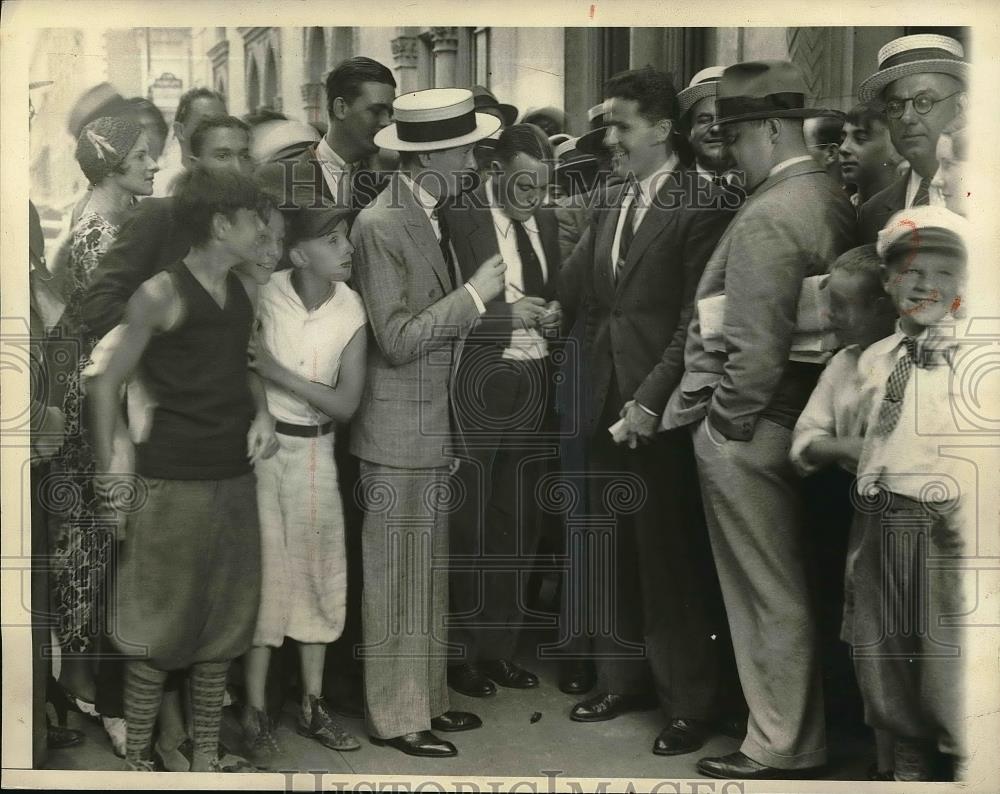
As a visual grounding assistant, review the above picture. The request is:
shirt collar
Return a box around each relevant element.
[485,177,538,235]
[891,319,958,366]
[630,153,680,205]
[399,173,439,222]
[767,155,814,179]
[315,137,349,171]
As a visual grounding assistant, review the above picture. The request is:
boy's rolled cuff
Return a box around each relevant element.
[464,283,487,315]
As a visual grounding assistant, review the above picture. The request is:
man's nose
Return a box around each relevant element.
[603,126,618,148]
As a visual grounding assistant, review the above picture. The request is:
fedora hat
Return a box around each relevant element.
[251,119,321,164]
[553,136,598,172]
[713,60,821,126]
[471,85,519,128]
[374,88,501,152]
[67,82,131,139]
[858,34,968,103]
[677,66,726,118]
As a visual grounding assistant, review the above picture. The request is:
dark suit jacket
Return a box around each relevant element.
[558,167,736,438]
[255,144,391,211]
[858,170,908,243]
[664,158,858,440]
[80,197,189,338]
[444,184,561,351]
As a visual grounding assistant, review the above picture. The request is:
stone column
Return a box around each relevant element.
[391,32,420,95]
[279,27,305,120]
[430,26,459,88]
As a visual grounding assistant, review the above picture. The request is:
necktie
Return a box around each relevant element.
[872,336,918,437]
[615,192,639,281]
[432,203,458,289]
[912,176,931,207]
[513,219,545,297]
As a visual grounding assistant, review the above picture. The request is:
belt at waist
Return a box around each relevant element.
[275,420,335,438]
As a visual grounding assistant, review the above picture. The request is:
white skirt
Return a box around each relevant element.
[252,430,347,647]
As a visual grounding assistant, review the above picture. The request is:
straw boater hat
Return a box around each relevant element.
[677,66,726,118]
[858,34,968,103]
[374,88,501,152]
[713,60,821,126]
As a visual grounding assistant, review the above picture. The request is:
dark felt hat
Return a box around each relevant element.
[471,85,519,128]
[713,60,822,126]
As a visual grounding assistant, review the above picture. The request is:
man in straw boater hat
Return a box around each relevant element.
[557,65,738,753]
[662,60,856,780]
[348,87,507,758]
[676,66,738,189]
[856,34,968,242]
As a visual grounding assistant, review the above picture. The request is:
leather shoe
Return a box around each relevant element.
[653,719,711,756]
[448,664,496,697]
[559,660,595,695]
[482,659,538,689]
[570,692,658,722]
[431,710,482,732]
[697,751,822,780]
[370,731,456,758]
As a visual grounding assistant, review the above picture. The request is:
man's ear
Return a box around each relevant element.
[655,117,673,144]
[331,96,348,121]
[824,143,839,168]
[879,263,892,289]
[288,245,308,269]
[765,118,782,142]
[211,211,231,242]
[417,151,434,169]
[956,91,969,115]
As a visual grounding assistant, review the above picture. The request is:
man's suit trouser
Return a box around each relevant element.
[692,416,827,769]
[358,461,451,739]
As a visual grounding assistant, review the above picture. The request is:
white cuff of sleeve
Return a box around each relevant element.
[635,401,658,417]
[464,282,486,315]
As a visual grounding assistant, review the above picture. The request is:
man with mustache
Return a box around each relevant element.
[558,67,737,756]
[857,34,968,242]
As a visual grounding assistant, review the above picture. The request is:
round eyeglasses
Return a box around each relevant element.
[884,91,963,119]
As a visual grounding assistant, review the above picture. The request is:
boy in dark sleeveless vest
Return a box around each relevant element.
[86,166,279,771]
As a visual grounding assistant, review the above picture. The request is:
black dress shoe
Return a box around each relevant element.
[431,710,482,732]
[481,659,539,689]
[570,692,658,722]
[559,660,596,695]
[653,719,711,756]
[697,751,822,780]
[447,664,496,697]
[370,731,457,758]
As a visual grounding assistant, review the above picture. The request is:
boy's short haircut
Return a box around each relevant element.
[829,244,891,303]
[494,123,555,165]
[189,115,250,157]
[845,101,889,133]
[283,207,356,250]
[173,166,267,247]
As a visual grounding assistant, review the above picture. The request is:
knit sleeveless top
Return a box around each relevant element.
[136,261,255,480]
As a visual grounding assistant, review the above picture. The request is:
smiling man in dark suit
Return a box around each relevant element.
[558,66,737,755]
[443,123,562,699]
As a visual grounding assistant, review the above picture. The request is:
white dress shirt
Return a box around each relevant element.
[610,153,680,273]
[399,174,486,313]
[855,321,972,514]
[256,270,367,425]
[905,167,945,208]
[314,137,351,204]
[484,178,549,360]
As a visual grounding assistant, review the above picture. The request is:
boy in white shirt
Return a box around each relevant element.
[850,206,971,782]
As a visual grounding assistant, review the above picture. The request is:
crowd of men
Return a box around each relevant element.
[27,30,972,783]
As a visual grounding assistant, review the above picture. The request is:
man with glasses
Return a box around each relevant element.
[856,34,968,242]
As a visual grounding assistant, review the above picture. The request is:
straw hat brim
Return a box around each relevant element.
[857,60,968,103]
[374,112,502,152]
[677,83,719,118]
[554,152,599,171]
[577,126,610,157]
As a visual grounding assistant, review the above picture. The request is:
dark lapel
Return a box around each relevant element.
[614,169,683,292]
[537,208,560,299]
[595,182,626,293]
[396,176,454,292]
[458,185,501,280]
[884,170,909,213]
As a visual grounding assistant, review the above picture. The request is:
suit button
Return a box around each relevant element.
[613,308,623,317]
[428,289,437,298]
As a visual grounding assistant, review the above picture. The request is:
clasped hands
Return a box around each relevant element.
[614,399,659,448]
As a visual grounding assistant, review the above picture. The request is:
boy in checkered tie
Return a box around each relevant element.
[849,206,972,782]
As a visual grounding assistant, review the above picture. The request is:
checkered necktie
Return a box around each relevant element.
[872,336,919,437]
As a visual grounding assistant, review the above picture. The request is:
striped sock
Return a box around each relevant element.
[190,660,230,760]
[124,660,168,762]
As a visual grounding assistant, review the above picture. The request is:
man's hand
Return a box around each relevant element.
[247,412,279,465]
[468,255,507,302]
[248,338,285,384]
[510,296,548,329]
[538,300,562,337]
[619,399,659,445]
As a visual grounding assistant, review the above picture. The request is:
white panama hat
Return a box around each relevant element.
[374,88,502,152]
[858,34,968,103]
[677,66,726,117]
